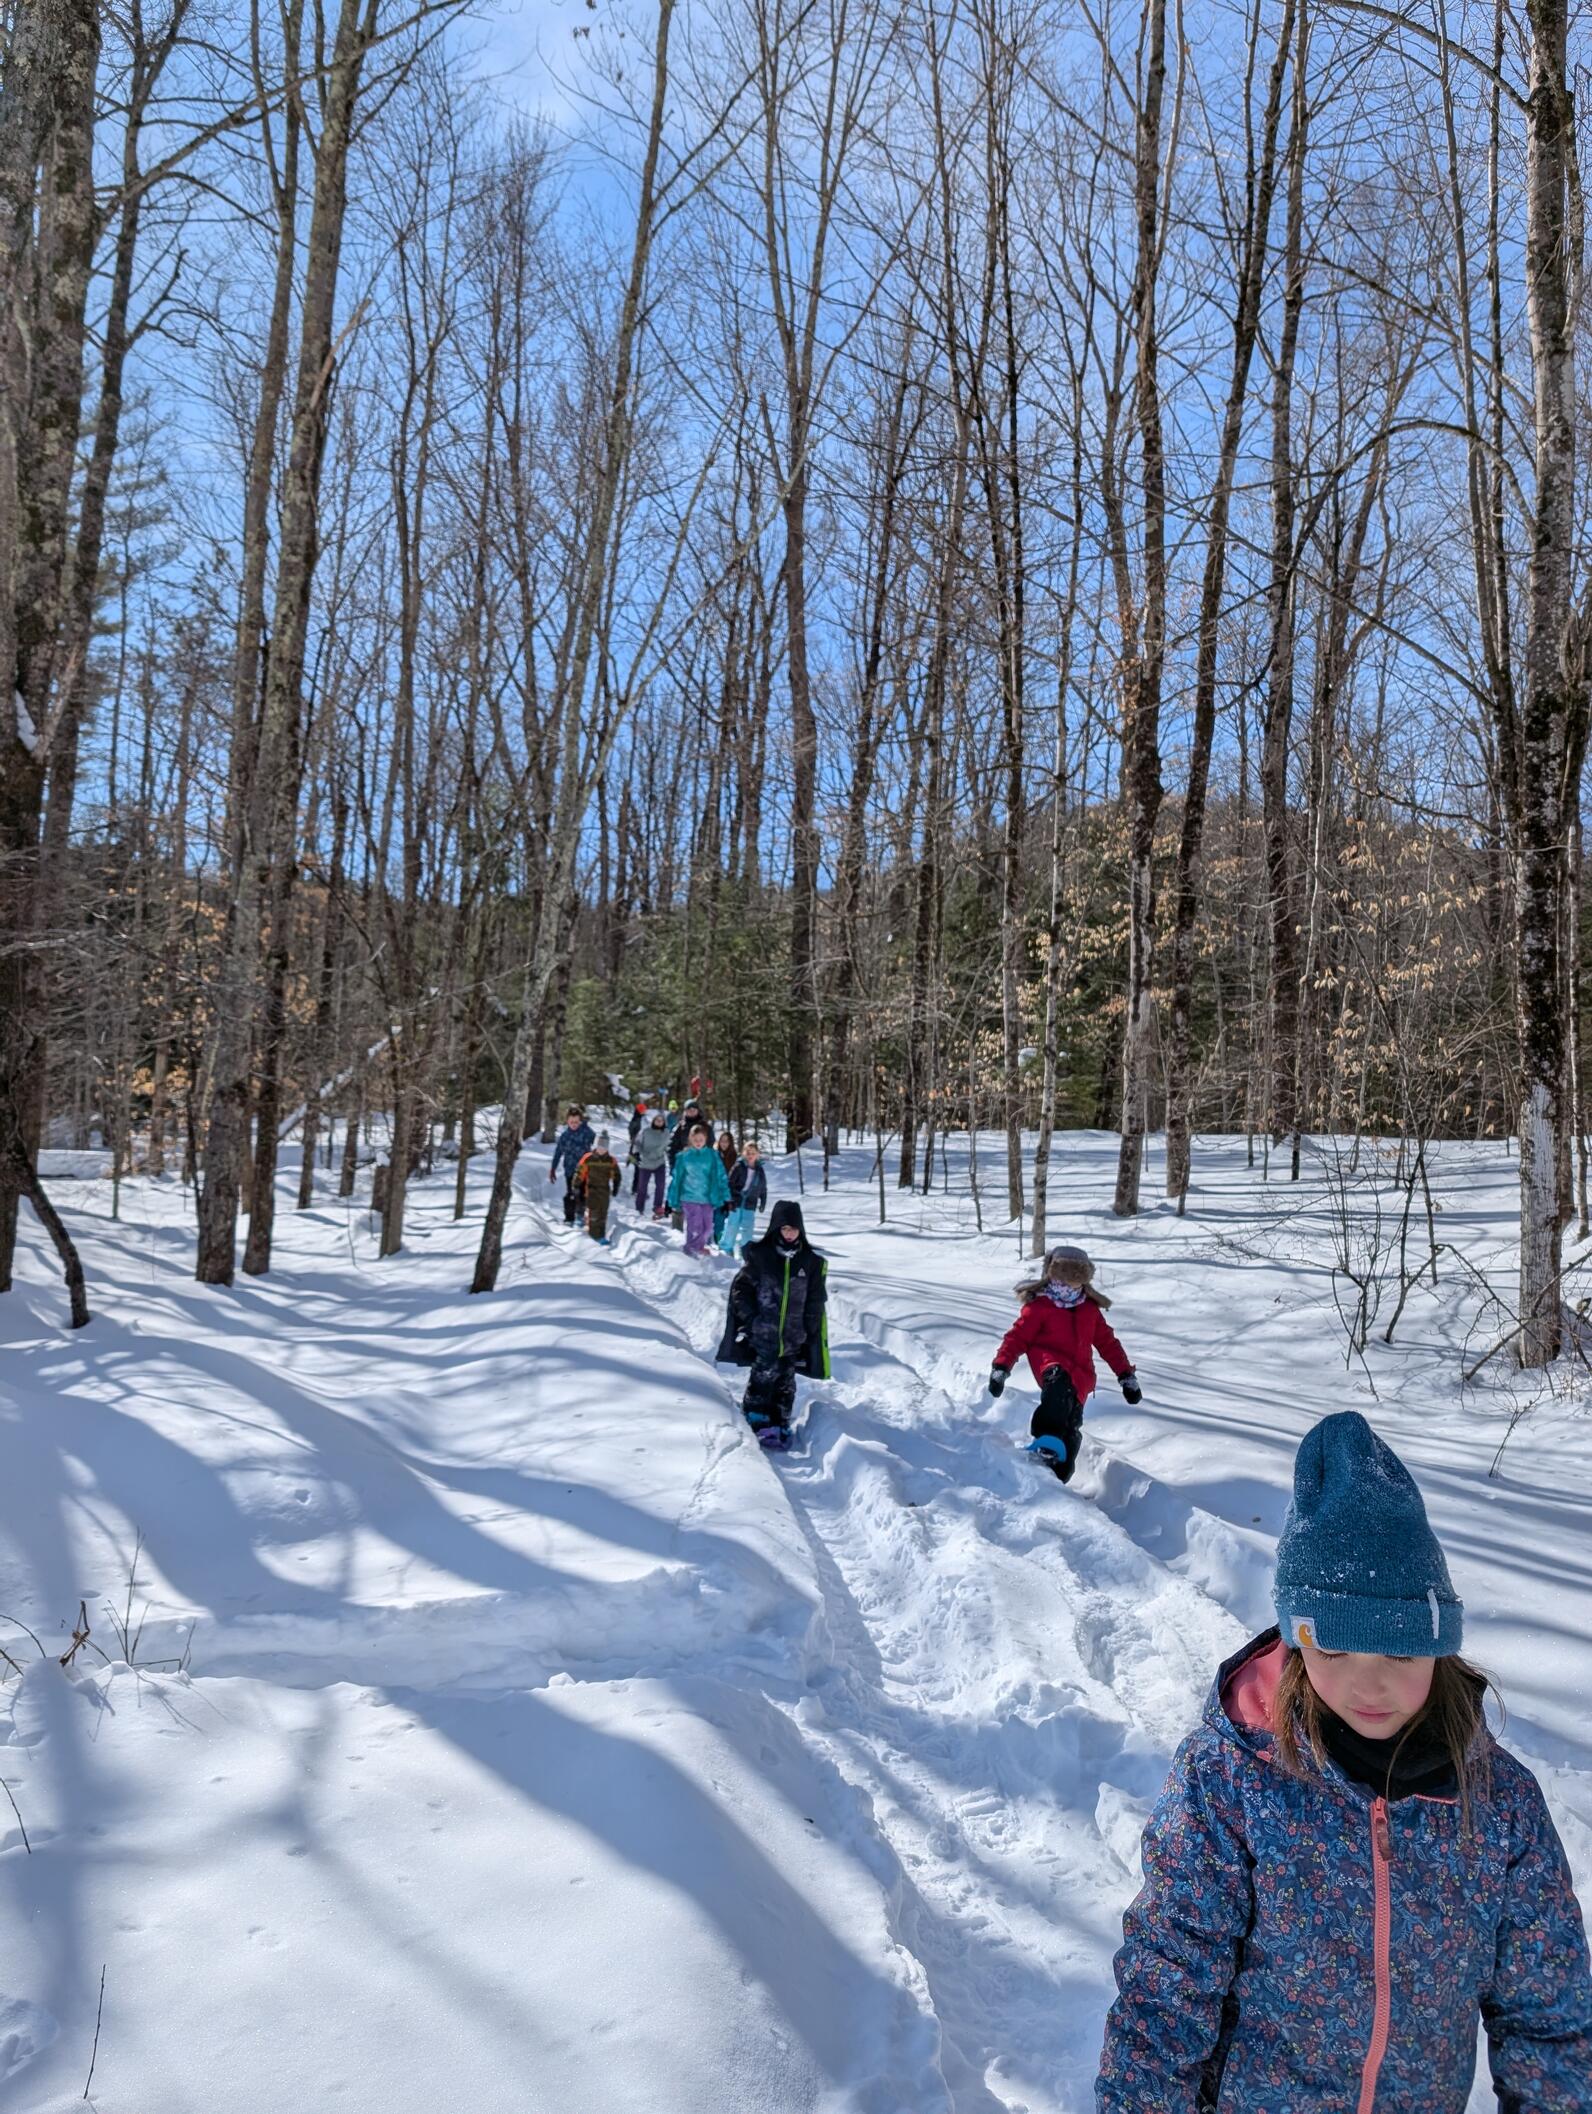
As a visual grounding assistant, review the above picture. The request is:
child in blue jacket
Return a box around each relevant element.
[1097,1410,1592,2113]
[723,1140,768,1258]
[547,1105,594,1226]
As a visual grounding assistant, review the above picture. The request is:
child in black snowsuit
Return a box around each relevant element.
[715,1199,830,1434]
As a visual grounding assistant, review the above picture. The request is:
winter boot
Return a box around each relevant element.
[1025,1434,1074,1482]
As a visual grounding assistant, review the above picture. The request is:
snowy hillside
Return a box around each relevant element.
[1,1134,1588,2112]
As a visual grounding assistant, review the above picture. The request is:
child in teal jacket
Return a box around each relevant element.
[666,1123,730,1256]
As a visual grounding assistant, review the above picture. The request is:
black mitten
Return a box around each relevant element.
[1120,1369,1143,1405]
[988,1367,1009,1398]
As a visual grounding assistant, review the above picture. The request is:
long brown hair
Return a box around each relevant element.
[1274,1647,1494,1833]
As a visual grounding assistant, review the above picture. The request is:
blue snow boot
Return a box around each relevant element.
[1026,1434,1073,1482]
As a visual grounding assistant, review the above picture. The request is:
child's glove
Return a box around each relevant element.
[988,1367,1008,1398]
[1120,1369,1142,1405]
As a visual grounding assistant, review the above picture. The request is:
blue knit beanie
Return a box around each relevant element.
[1274,1412,1463,1657]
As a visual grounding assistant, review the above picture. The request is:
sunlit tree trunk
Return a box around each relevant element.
[1111,0,1170,1219]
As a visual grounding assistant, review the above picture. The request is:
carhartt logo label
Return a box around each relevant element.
[1295,1618,1316,1646]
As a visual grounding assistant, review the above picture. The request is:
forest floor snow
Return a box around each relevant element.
[0,1131,1589,2111]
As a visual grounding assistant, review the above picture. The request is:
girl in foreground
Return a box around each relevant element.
[1096,1410,1592,2112]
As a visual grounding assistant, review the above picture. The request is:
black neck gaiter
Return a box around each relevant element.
[1318,1708,1458,1802]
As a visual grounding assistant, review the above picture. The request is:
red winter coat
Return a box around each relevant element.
[994,1294,1132,1402]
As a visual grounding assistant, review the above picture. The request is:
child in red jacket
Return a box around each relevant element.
[989,1243,1140,1480]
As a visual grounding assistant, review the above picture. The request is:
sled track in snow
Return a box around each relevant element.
[596,1207,1243,2113]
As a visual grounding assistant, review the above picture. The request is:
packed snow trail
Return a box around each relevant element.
[0,1133,1588,2111]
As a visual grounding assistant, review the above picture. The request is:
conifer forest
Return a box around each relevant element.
[3,0,1590,1366]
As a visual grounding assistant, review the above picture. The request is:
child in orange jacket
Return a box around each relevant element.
[575,1134,622,1245]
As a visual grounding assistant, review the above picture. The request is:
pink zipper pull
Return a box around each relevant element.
[1373,1798,1392,1864]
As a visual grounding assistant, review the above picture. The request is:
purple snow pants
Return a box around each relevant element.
[635,1164,665,1214]
[682,1202,715,1255]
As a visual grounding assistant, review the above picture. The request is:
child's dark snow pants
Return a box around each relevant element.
[563,1177,584,1226]
[635,1163,665,1214]
[743,1357,797,1428]
[1031,1365,1084,1480]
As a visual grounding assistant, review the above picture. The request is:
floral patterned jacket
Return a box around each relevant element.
[1096,1630,1592,2112]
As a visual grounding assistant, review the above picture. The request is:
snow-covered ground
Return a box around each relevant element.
[1,1131,1588,2111]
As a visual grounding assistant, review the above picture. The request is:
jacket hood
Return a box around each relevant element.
[767,1199,807,1246]
[1207,1627,1285,1759]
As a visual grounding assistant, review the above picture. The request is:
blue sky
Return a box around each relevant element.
[464,0,605,123]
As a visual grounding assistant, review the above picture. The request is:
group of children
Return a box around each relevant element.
[548,1113,1592,2097]
[553,1095,772,1261]
[545,1099,825,1442]
[662,1118,767,1258]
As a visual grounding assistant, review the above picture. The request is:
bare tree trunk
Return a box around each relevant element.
[1261,1,1309,1173]
[749,0,880,1155]
[982,28,1027,1225]
[40,5,190,874]
[1567,814,1590,1242]
[783,467,820,1152]
[902,0,983,1193]
[299,784,347,1210]
[825,360,914,1156]
[1031,674,1070,1258]
[1164,0,1292,1210]
[201,0,371,1285]
[1031,350,1090,1258]
[473,0,675,1294]
[1111,0,1171,1219]
[1502,0,1586,1363]
[0,0,100,1314]
[339,1081,362,1199]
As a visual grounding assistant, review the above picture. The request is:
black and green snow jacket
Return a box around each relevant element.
[715,1200,831,1379]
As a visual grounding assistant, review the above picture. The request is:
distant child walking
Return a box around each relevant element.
[633,1111,669,1218]
[1097,1410,1592,2112]
[548,1105,594,1227]
[576,1133,621,1245]
[988,1243,1139,1480]
[666,1122,730,1256]
[723,1140,767,1258]
[713,1130,738,1247]
[666,1100,710,1229]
